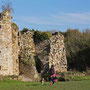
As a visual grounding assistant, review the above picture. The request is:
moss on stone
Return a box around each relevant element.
[11,22,19,30]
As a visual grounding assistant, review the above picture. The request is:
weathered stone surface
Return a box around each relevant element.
[12,22,19,75]
[19,62,39,81]
[36,40,50,73]
[0,10,13,75]
[36,33,67,73]
[0,10,19,75]
[19,31,40,81]
[49,33,67,72]
[0,10,67,81]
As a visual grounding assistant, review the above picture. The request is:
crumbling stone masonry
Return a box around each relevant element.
[19,31,39,81]
[0,10,19,75]
[36,33,67,73]
[49,33,67,72]
[0,10,67,80]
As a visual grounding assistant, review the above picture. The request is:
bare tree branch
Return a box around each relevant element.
[1,0,13,12]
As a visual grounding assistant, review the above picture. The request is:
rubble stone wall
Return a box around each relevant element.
[0,10,67,80]
[19,31,39,81]
[36,33,67,73]
[12,23,19,75]
[0,10,13,75]
[49,33,67,72]
[0,10,19,75]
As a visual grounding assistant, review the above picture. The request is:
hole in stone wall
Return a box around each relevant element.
[18,41,20,46]
[0,13,3,19]
[0,51,1,53]
[0,66,1,70]
[18,32,19,36]
[63,48,65,51]
[0,25,1,30]
[0,13,1,18]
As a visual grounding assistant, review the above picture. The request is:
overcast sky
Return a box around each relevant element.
[0,0,90,31]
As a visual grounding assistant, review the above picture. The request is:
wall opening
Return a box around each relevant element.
[0,13,1,18]
[0,66,1,70]
[18,32,19,36]
[0,25,1,30]
[0,13,3,19]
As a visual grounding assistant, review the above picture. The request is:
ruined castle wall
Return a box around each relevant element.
[35,40,50,73]
[0,10,67,77]
[12,23,19,75]
[19,31,39,81]
[49,33,67,72]
[0,10,13,75]
[36,33,67,73]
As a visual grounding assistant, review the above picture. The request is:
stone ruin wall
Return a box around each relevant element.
[35,40,50,73]
[36,33,67,73]
[0,10,13,75]
[19,31,39,81]
[0,10,19,75]
[49,33,67,72]
[0,10,67,79]
[12,23,19,75]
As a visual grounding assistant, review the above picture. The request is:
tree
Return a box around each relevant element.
[21,28,29,34]
[1,0,13,12]
[64,29,90,71]
[33,30,52,44]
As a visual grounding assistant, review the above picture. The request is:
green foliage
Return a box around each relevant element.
[57,71,90,81]
[58,77,66,81]
[64,29,90,71]
[0,76,18,82]
[22,54,34,65]
[58,75,90,81]
[11,22,19,30]
[71,76,90,81]
[34,31,52,44]
[43,31,52,39]
[19,51,35,65]
[21,28,29,34]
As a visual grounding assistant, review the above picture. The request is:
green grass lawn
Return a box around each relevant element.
[0,80,90,90]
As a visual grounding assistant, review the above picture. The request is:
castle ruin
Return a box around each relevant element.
[0,10,67,81]
[0,10,19,75]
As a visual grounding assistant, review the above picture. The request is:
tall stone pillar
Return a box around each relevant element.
[0,10,13,75]
[49,33,67,72]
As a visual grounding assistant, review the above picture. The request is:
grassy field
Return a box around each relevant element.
[0,80,90,90]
